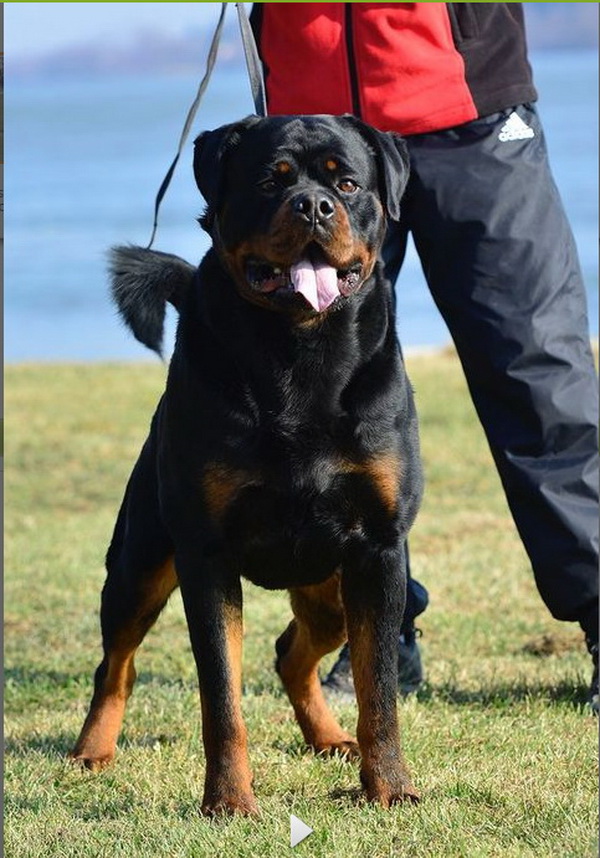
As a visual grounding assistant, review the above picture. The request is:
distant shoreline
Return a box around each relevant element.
[6,3,598,81]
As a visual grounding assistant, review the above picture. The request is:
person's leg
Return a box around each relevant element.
[404,106,598,700]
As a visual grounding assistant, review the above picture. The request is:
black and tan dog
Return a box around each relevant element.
[71,114,423,815]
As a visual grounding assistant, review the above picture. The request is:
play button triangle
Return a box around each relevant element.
[290,813,313,847]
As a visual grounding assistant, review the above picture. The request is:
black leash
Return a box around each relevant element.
[236,2,267,118]
[147,2,266,249]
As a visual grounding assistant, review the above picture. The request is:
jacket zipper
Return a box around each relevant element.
[344,4,362,116]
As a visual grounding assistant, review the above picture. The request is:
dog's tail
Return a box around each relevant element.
[108,245,195,357]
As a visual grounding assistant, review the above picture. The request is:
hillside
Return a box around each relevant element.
[7,3,599,80]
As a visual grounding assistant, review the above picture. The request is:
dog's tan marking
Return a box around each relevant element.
[363,452,402,516]
[338,452,402,516]
[202,463,261,525]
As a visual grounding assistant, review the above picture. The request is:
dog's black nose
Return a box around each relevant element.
[293,193,335,223]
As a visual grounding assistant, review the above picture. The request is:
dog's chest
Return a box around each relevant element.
[173,314,408,588]
[201,444,401,590]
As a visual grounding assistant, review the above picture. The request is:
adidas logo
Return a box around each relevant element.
[498,111,535,142]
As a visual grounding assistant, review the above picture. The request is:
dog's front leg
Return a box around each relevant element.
[342,540,419,806]
[176,549,257,817]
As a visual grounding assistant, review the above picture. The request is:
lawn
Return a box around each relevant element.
[4,354,598,858]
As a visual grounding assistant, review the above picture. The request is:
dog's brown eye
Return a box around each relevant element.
[337,179,359,194]
[260,179,278,193]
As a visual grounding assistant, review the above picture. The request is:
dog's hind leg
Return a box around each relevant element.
[276,572,359,758]
[70,556,178,771]
[71,436,178,771]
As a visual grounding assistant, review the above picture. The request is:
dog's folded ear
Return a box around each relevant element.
[108,245,195,357]
[342,116,410,222]
[193,115,262,232]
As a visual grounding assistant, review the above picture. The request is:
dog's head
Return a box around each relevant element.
[194,115,409,315]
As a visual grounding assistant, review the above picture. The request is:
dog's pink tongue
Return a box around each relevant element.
[290,259,340,312]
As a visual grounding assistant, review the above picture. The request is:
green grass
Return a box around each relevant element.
[5,354,598,858]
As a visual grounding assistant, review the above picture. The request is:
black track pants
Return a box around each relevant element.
[389,104,599,626]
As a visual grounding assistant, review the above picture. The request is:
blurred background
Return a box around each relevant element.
[5,2,599,362]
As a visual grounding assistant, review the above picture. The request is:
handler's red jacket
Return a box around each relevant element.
[250,3,537,135]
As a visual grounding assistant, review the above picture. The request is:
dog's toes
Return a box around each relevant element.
[390,784,421,805]
[313,738,360,760]
[68,750,114,773]
[200,793,260,818]
[368,783,421,807]
[361,768,420,807]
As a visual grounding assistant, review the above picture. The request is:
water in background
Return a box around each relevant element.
[5,50,598,362]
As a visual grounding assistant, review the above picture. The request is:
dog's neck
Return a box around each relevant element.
[171,250,398,436]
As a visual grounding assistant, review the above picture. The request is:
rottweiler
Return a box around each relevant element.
[70,114,423,815]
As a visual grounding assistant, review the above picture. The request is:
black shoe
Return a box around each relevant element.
[398,629,424,697]
[321,643,355,702]
[321,632,424,701]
